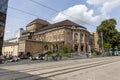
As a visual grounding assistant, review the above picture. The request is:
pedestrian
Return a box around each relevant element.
[52,53,55,61]
[45,53,48,61]
[86,53,89,58]
[59,53,62,60]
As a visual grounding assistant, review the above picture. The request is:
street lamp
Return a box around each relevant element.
[101,32,104,56]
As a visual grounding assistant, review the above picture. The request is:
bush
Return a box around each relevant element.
[91,51,102,56]
[48,53,70,57]
[63,45,69,53]
[60,53,70,57]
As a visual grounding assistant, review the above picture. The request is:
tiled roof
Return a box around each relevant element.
[3,42,18,47]
[40,19,86,31]
[26,18,50,27]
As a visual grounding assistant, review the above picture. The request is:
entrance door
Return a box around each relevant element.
[27,52,31,57]
[81,45,84,52]
[74,45,78,52]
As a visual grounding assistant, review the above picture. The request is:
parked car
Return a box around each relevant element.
[7,56,20,62]
[29,56,40,60]
[0,55,5,64]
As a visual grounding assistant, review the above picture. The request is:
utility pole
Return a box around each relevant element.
[101,32,104,56]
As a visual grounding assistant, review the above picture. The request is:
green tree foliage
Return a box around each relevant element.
[111,32,120,48]
[62,45,69,53]
[97,18,120,53]
[104,43,111,50]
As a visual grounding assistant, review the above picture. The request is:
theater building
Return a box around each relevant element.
[19,18,94,56]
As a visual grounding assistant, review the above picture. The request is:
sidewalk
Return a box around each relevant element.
[47,54,102,61]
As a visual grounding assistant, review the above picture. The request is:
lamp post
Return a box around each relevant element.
[101,32,104,56]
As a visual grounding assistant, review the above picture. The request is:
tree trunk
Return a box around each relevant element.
[112,47,115,56]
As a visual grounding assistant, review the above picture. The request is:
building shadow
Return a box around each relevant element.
[0,68,51,80]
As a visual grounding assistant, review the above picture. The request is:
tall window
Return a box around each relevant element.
[49,36,51,41]
[85,34,87,42]
[67,32,71,41]
[44,45,48,50]
[74,33,78,43]
[80,33,83,42]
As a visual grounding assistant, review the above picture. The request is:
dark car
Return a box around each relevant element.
[0,55,5,64]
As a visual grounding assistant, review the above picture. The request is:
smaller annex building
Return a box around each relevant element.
[2,42,19,56]
[18,40,45,57]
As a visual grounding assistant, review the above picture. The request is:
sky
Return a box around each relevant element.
[4,0,120,40]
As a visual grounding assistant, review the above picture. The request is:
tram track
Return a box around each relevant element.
[12,57,120,80]
[0,57,118,76]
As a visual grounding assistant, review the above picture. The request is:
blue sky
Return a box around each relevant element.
[5,0,120,40]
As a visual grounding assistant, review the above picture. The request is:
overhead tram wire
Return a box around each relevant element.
[8,6,53,22]
[29,0,96,27]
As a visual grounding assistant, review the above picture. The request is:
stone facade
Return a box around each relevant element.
[19,40,44,57]
[26,18,50,33]
[93,32,100,52]
[2,42,19,56]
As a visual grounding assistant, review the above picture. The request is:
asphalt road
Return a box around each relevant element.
[0,56,120,80]
[0,55,103,66]
[0,59,46,66]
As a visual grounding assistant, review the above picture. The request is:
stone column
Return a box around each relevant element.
[72,31,75,51]
[78,33,80,53]
[83,33,86,54]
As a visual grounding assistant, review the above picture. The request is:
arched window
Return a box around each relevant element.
[44,45,48,50]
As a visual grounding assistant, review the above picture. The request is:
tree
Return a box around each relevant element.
[62,45,69,53]
[111,32,120,48]
[104,43,111,50]
[97,18,120,55]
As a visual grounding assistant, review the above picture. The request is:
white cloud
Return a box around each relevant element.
[87,0,111,5]
[53,0,120,32]
[101,0,120,14]
[52,5,99,26]
[87,0,120,26]
[87,0,120,16]
[5,30,11,34]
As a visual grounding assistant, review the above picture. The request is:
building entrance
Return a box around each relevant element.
[74,45,78,52]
